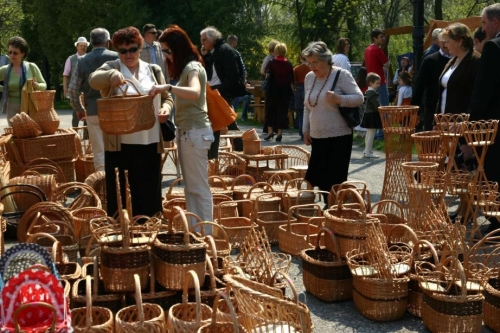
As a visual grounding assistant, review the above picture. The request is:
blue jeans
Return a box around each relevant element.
[232,95,251,120]
[376,83,389,139]
[294,84,305,139]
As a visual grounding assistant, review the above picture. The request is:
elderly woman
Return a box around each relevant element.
[151,25,214,225]
[332,37,351,71]
[89,26,173,217]
[264,42,294,142]
[302,41,364,205]
[0,36,46,125]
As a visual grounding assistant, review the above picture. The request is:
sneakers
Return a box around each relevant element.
[364,152,379,158]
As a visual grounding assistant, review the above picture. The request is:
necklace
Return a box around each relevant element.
[307,68,332,107]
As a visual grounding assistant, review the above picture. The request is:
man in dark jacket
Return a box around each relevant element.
[411,38,451,131]
[201,26,246,156]
[68,28,118,171]
[470,3,500,232]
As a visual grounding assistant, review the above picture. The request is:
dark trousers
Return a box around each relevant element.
[105,143,162,217]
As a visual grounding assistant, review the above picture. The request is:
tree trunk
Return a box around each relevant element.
[295,0,306,50]
[435,0,443,20]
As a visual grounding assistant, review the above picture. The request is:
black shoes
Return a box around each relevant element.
[276,135,282,142]
[264,133,275,141]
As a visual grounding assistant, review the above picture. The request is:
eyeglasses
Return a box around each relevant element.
[8,51,19,55]
[118,47,140,55]
[161,48,172,55]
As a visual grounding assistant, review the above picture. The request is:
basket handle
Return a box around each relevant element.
[14,302,57,333]
[246,182,274,197]
[269,271,299,304]
[211,291,239,332]
[409,240,440,270]
[230,174,256,190]
[370,199,404,218]
[106,79,146,98]
[386,223,418,246]
[182,270,202,325]
[170,207,190,244]
[253,191,281,216]
[267,172,293,186]
[133,274,146,328]
[52,241,64,264]
[283,178,313,192]
[442,256,468,299]
[316,227,342,262]
[26,231,58,245]
[192,221,230,249]
[208,175,228,190]
[287,203,322,233]
[335,188,367,217]
[166,177,184,195]
[149,253,156,295]
[205,252,217,292]
[85,275,94,328]
[295,189,329,207]
[93,256,99,297]
[121,209,131,250]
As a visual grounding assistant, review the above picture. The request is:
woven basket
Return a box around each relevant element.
[152,208,207,290]
[52,241,82,282]
[352,275,409,321]
[71,276,115,333]
[324,188,380,256]
[75,155,95,182]
[85,170,107,210]
[188,255,226,307]
[208,176,234,198]
[212,194,238,220]
[8,172,56,210]
[281,180,315,213]
[97,80,156,135]
[420,257,484,333]
[301,228,352,302]
[484,278,500,332]
[162,197,187,226]
[116,274,166,333]
[51,181,102,210]
[242,140,261,155]
[197,291,248,333]
[230,174,256,215]
[278,203,323,256]
[241,128,259,141]
[216,201,254,249]
[370,200,406,238]
[71,256,124,313]
[191,221,231,259]
[10,112,43,138]
[255,202,295,245]
[26,227,79,263]
[31,91,60,135]
[71,207,107,256]
[167,270,213,332]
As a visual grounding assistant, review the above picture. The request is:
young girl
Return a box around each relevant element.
[396,72,412,106]
[361,72,382,158]
[354,67,368,138]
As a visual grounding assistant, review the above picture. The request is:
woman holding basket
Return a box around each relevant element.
[150,25,214,225]
[89,26,173,217]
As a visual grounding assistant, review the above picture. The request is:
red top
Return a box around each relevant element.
[293,63,311,84]
[364,44,389,84]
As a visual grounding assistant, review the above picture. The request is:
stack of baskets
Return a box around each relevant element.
[242,128,260,155]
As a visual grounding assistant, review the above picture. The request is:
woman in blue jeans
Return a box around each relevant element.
[152,25,214,225]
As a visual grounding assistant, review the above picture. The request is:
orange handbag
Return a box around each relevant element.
[205,84,237,132]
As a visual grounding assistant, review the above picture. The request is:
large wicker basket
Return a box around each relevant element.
[115,274,166,333]
[97,80,156,135]
[301,228,352,302]
[152,208,207,290]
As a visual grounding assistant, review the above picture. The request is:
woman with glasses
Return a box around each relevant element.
[0,36,46,125]
[302,41,363,206]
[150,25,214,226]
[89,26,173,217]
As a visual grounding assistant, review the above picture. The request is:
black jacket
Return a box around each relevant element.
[203,39,247,100]
[410,50,449,129]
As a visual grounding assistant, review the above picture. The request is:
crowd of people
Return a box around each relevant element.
[0,2,499,232]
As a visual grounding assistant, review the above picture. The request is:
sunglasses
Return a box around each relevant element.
[118,46,140,55]
[8,51,20,55]
[161,48,173,55]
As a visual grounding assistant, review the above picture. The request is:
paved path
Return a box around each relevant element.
[1,110,492,332]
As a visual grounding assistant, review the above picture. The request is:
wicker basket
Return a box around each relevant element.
[75,155,95,182]
[31,91,60,135]
[370,200,406,238]
[85,170,107,210]
[71,276,115,333]
[167,270,213,332]
[71,206,107,256]
[97,80,156,135]
[255,206,295,245]
[278,203,322,256]
[191,221,231,259]
[216,200,255,249]
[26,228,79,263]
[52,241,81,282]
[8,172,56,210]
[484,278,500,332]
[301,228,352,302]
[241,128,259,141]
[197,291,248,333]
[9,112,43,138]
[420,257,484,333]
[115,274,166,333]
[324,188,380,256]
[243,140,261,155]
[152,208,207,290]
[71,256,124,313]
[281,180,315,213]
[230,174,256,215]
[162,197,187,224]
[212,194,238,220]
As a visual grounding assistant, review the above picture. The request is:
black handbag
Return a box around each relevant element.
[331,70,362,128]
[160,119,176,141]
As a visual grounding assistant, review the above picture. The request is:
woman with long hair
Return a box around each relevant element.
[152,25,214,225]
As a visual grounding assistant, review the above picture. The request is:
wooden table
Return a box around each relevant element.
[234,151,288,181]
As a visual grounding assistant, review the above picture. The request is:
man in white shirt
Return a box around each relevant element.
[63,36,88,127]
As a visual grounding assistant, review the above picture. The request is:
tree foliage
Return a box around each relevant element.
[5,0,493,89]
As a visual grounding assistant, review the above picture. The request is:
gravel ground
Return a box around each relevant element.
[1,110,493,333]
